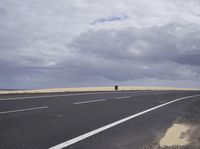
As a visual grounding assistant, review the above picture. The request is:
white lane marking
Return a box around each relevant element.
[49,94,200,149]
[0,92,117,101]
[73,99,106,105]
[0,106,49,115]
[115,96,131,99]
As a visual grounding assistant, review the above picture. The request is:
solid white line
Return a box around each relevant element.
[115,96,131,99]
[0,92,116,101]
[49,94,200,149]
[73,99,106,105]
[0,106,49,115]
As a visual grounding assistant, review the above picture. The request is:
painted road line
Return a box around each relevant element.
[0,92,116,101]
[115,96,131,99]
[0,106,49,115]
[73,99,106,105]
[49,94,200,149]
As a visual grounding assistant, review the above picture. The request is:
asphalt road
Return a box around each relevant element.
[0,90,200,149]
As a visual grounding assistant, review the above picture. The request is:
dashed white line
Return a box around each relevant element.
[115,96,131,99]
[73,99,106,105]
[49,94,200,149]
[0,106,49,115]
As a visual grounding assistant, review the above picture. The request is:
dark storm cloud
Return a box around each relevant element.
[69,23,200,81]
[176,53,200,66]
[70,23,200,65]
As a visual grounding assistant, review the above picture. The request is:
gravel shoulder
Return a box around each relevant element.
[155,98,200,149]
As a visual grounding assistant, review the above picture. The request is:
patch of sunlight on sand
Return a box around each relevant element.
[0,86,198,94]
[160,124,190,147]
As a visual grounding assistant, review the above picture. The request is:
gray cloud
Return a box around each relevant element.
[69,23,200,82]
[0,0,200,89]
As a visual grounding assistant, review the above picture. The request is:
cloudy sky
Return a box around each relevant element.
[0,0,200,89]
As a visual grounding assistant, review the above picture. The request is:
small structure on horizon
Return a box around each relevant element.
[115,85,118,91]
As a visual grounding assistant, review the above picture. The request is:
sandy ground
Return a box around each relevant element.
[159,124,190,147]
[151,98,200,149]
[0,86,198,94]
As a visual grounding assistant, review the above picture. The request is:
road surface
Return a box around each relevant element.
[0,90,200,149]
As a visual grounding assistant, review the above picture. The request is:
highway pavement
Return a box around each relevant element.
[0,90,200,149]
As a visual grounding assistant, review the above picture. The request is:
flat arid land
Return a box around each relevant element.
[0,86,198,94]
